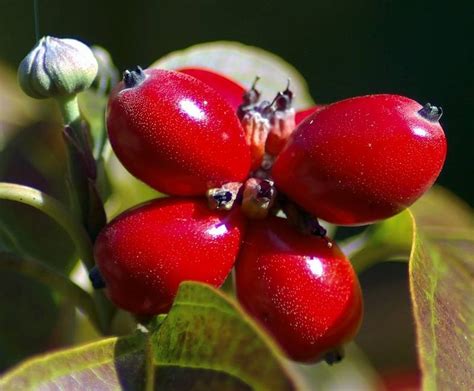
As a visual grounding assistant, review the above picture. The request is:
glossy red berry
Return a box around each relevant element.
[273,94,447,225]
[107,67,251,196]
[178,67,245,111]
[295,105,326,125]
[235,216,363,362]
[94,197,246,315]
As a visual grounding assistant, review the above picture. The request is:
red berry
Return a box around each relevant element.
[235,217,363,362]
[107,67,251,196]
[178,67,245,111]
[295,105,326,125]
[94,197,246,315]
[273,94,447,225]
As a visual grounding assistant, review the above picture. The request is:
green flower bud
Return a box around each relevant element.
[18,36,98,99]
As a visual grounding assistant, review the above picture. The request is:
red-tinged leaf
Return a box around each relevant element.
[343,186,474,389]
[408,188,474,390]
[0,282,305,390]
[0,335,147,391]
[410,186,474,233]
[409,230,474,390]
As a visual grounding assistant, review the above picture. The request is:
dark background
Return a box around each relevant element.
[0,0,472,380]
[1,0,472,205]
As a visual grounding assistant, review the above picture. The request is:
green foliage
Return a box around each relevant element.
[343,210,413,273]
[0,272,60,372]
[349,187,474,390]
[0,252,101,330]
[0,283,303,390]
[0,67,80,370]
[409,189,474,390]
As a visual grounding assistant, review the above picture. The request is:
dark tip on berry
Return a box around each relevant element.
[123,65,146,88]
[242,76,262,106]
[212,190,233,207]
[418,103,443,122]
[302,214,327,237]
[257,179,275,199]
[238,76,263,119]
[258,100,274,119]
[283,78,294,100]
[273,92,289,111]
[270,78,294,112]
[89,266,106,289]
[324,348,345,365]
[251,76,261,90]
[311,223,327,238]
[272,79,294,112]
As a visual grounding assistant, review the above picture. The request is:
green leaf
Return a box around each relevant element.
[150,41,315,110]
[0,182,113,368]
[0,183,96,270]
[409,185,474,233]
[78,90,108,160]
[0,199,77,370]
[408,189,474,390]
[0,113,79,371]
[0,272,60,372]
[342,186,474,388]
[343,186,473,272]
[0,282,304,390]
[0,252,102,332]
[150,282,303,390]
[0,334,147,391]
[0,152,77,273]
[343,210,413,272]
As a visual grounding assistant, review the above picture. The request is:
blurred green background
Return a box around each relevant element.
[1,0,472,205]
[0,0,472,386]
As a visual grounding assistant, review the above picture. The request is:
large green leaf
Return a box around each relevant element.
[0,252,101,331]
[150,41,315,110]
[0,282,304,390]
[0,251,103,371]
[0,272,60,372]
[408,189,474,390]
[409,186,474,232]
[347,187,474,390]
[0,334,146,390]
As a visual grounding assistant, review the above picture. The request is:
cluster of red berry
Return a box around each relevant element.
[92,66,446,363]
